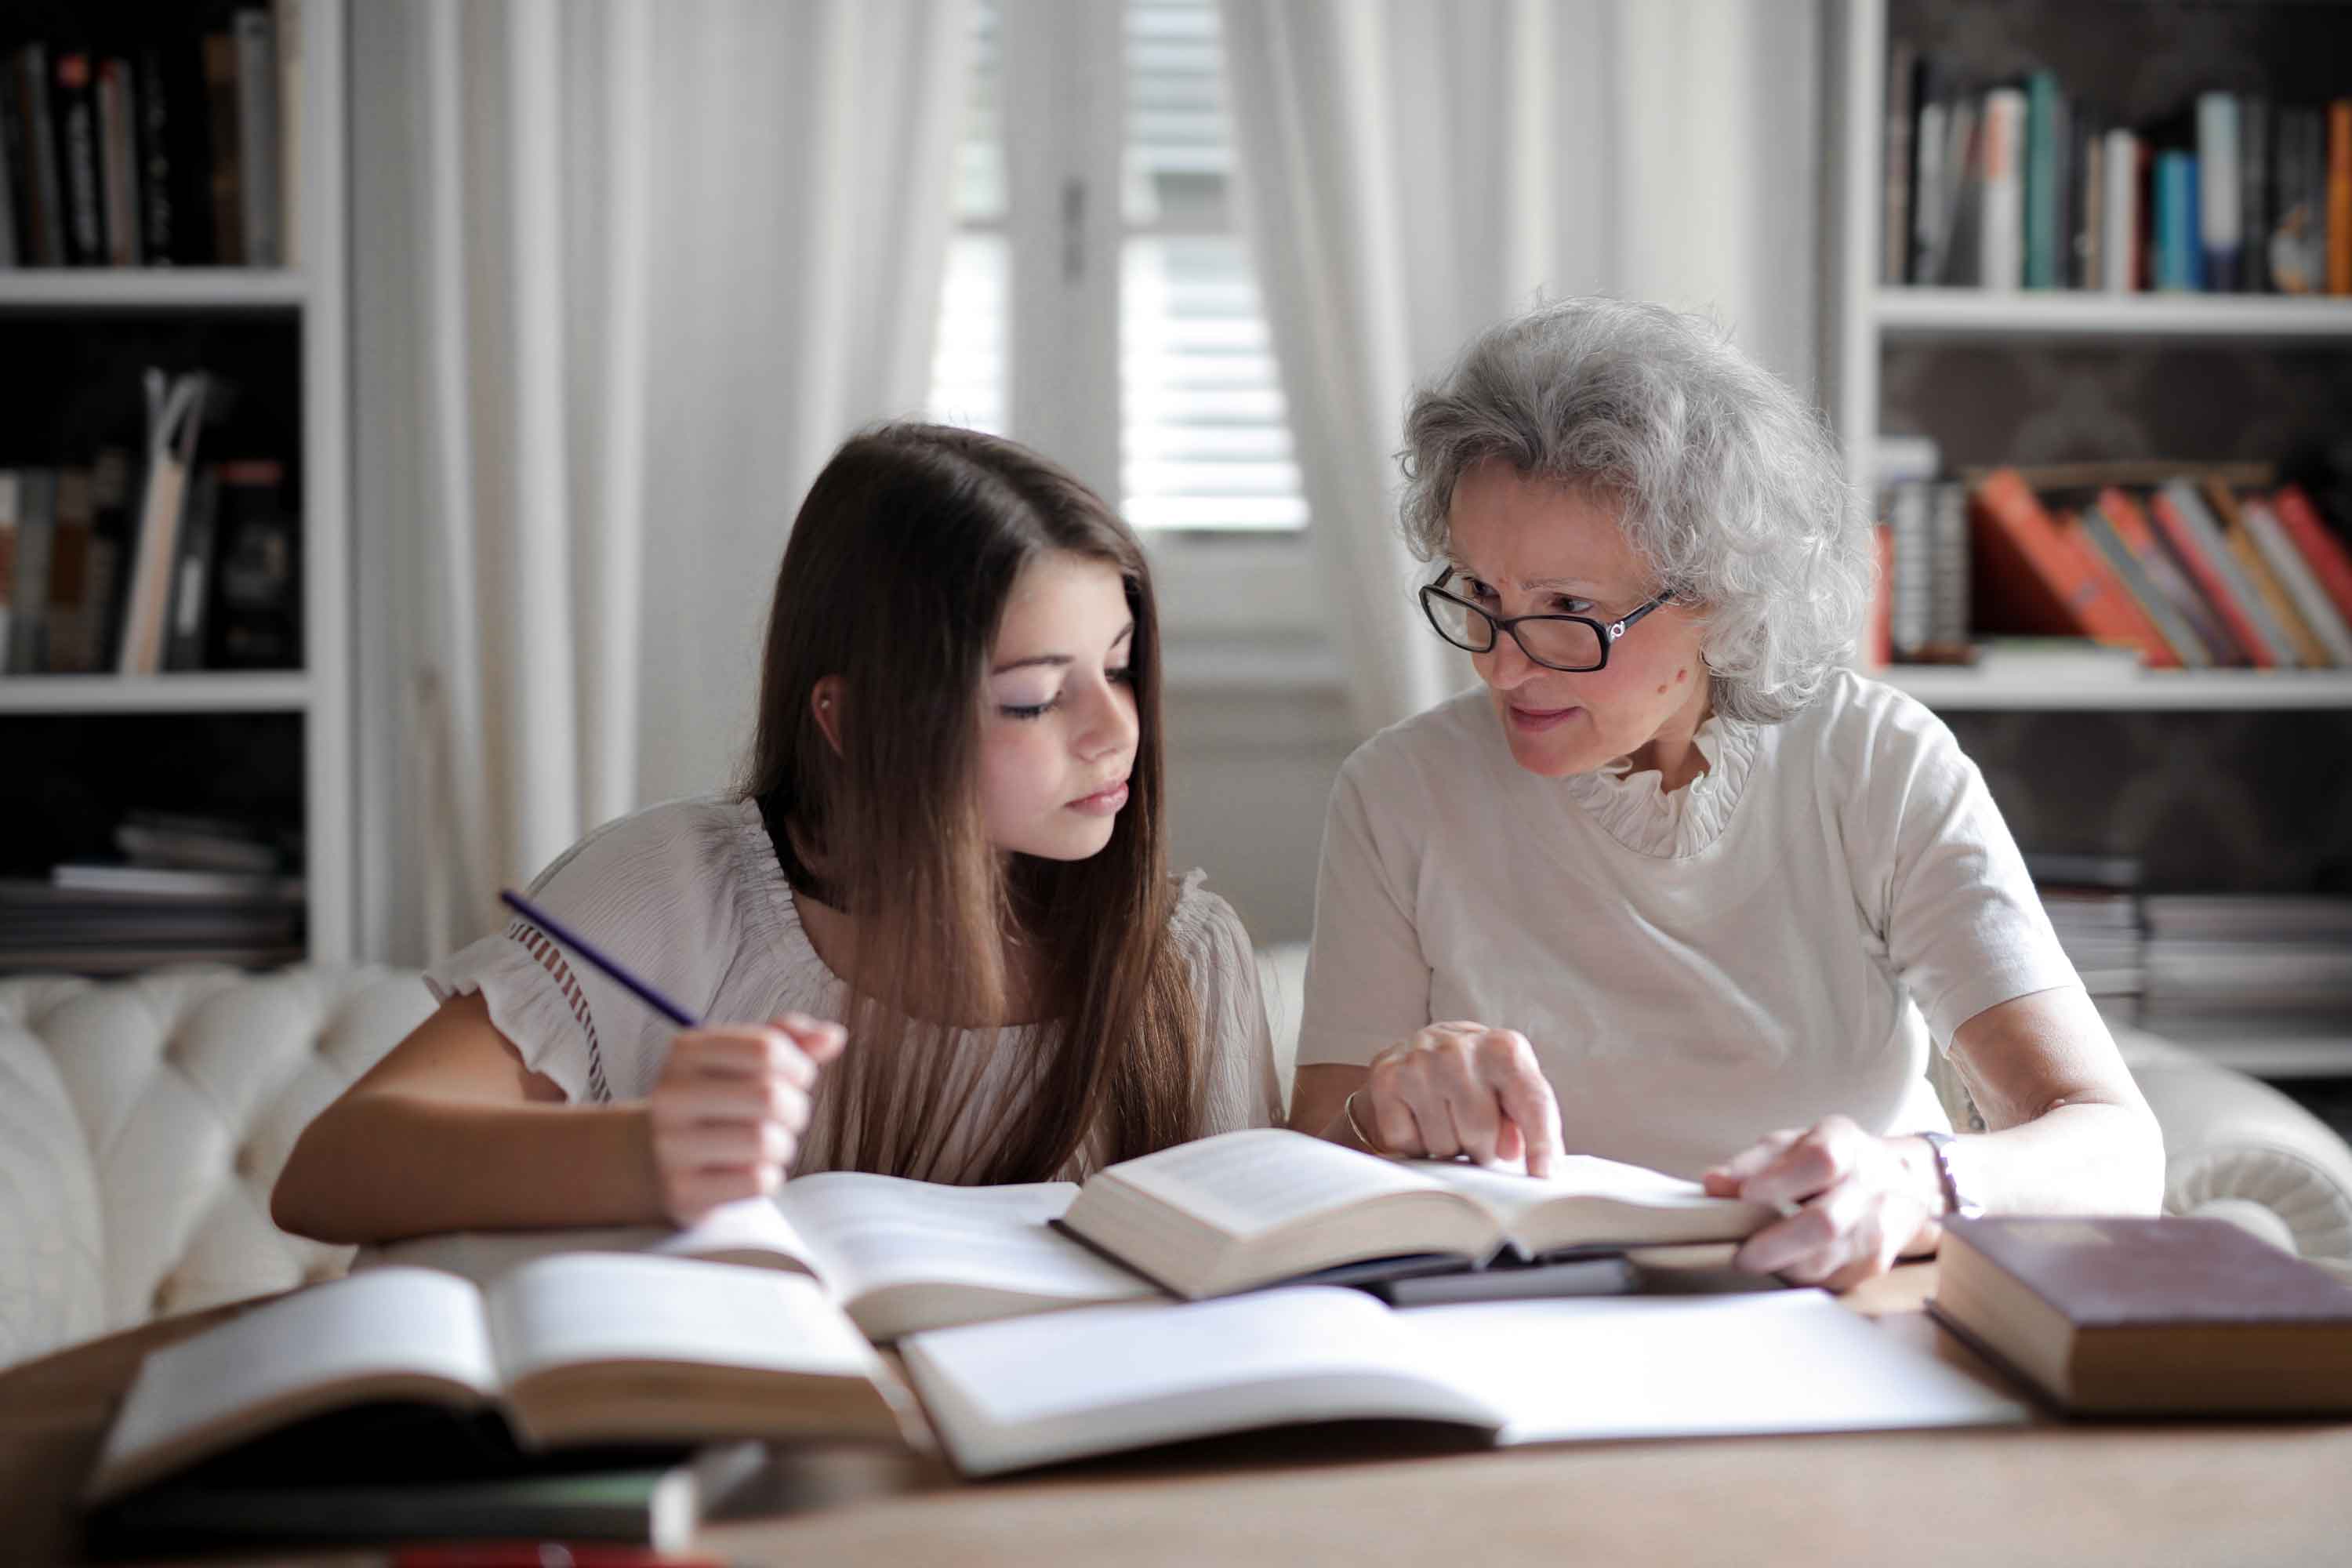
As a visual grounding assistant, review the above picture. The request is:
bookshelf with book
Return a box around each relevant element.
[0,0,349,969]
[1826,0,2352,1095]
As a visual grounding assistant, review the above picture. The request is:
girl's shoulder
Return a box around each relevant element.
[531,793,773,897]
[1166,870,1260,982]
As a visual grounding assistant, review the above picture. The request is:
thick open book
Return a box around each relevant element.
[365,1171,1163,1341]
[86,1254,915,1508]
[1055,1128,1777,1298]
[901,1286,2030,1476]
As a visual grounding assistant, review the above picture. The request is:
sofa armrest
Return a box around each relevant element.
[2113,1027,2352,1269]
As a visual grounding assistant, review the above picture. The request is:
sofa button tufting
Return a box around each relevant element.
[234,1145,258,1178]
[151,1281,174,1315]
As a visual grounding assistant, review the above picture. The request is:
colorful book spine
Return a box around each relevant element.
[2150,480,2285,668]
[2098,488,2243,666]
[2101,129,2137,292]
[2219,507,2328,666]
[2332,100,2351,295]
[1884,40,1916,286]
[2056,513,2181,668]
[1980,89,2027,291]
[2024,72,2061,289]
[2079,505,2211,668]
[2270,487,2352,627]
[2155,153,2199,291]
[2241,496,2352,666]
[2197,93,2241,292]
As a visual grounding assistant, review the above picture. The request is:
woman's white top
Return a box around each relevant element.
[423,795,1281,1182]
[1295,670,2082,1179]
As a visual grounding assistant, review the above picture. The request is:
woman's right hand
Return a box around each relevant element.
[1357,1022,1565,1177]
[647,1013,848,1225]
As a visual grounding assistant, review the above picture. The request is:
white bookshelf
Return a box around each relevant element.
[1824,0,2352,717]
[1880,666,2352,710]
[0,0,352,964]
[1877,287,2352,342]
[0,673,313,714]
[0,269,310,311]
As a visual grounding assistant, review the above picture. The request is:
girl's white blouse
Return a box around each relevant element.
[424,795,1282,1181]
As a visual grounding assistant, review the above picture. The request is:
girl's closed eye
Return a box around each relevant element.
[1000,688,1062,720]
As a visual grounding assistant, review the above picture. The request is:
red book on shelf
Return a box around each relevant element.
[2056,511,2181,668]
[2095,488,2244,665]
[2270,485,2352,628]
[2147,485,2281,668]
[1970,470,2154,659]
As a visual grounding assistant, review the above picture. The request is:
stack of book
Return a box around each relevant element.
[1878,464,2352,672]
[0,810,303,975]
[0,371,299,677]
[0,6,301,270]
[1883,49,2350,295]
[2028,854,2147,1025]
[2140,895,2352,1045]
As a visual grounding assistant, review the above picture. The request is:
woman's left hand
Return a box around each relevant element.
[1700,1114,1944,1290]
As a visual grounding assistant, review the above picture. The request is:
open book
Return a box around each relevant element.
[86,1254,916,1508]
[364,1171,1163,1342]
[1055,1129,1777,1299]
[901,1286,2029,1476]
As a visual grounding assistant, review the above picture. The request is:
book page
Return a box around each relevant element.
[90,1269,499,1502]
[1103,1128,1445,1240]
[775,1172,1155,1310]
[353,1202,822,1290]
[1404,1290,2027,1444]
[900,1288,1506,1475]
[1410,1155,1770,1250]
[484,1253,879,1390]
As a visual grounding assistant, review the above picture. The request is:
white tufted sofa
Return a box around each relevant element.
[0,966,436,1371]
[4,956,2351,1372]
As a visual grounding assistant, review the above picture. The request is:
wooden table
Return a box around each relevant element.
[6,1265,2350,1567]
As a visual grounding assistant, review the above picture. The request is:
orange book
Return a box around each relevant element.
[2056,511,2181,668]
[2146,485,2280,668]
[2332,101,2352,295]
[2205,481,2330,666]
[1969,470,2155,660]
[1869,523,1893,669]
[2272,485,2352,626]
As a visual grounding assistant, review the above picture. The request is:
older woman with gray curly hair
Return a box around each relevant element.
[1289,297,2162,1287]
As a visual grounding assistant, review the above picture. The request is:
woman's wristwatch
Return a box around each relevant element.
[1915,1130,1984,1220]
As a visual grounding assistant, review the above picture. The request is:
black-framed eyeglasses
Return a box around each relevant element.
[1419,569,1673,673]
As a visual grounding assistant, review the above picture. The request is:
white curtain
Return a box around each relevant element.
[1218,0,1821,736]
[351,0,972,963]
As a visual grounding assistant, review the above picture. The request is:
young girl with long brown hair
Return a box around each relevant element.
[273,424,1279,1241]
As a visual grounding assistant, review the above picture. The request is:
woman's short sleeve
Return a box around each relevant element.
[419,801,748,1104]
[1294,754,1433,1069]
[1171,875,1283,1134]
[1856,698,2084,1050]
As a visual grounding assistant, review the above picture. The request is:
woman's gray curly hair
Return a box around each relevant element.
[1399,297,1871,726]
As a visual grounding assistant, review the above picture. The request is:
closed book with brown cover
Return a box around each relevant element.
[1929,1215,2352,1415]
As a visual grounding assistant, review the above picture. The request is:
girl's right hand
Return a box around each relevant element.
[1358,1022,1565,1177]
[647,1013,848,1225]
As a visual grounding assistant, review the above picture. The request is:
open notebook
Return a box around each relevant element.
[901,1286,2030,1476]
[365,1171,1163,1341]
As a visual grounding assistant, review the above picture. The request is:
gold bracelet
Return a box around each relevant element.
[1342,1089,1381,1152]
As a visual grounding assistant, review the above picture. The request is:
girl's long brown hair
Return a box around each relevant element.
[742,423,1203,1184]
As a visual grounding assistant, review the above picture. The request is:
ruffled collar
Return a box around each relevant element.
[1556,711,1760,858]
